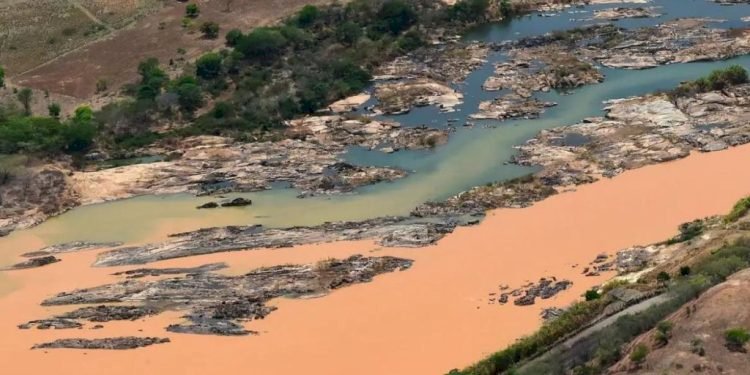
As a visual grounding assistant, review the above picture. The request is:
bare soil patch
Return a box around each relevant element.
[8,0,340,99]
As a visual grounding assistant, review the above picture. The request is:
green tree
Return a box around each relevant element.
[173,76,204,115]
[136,58,167,100]
[200,21,220,39]
[0,66,5,88]
[48,103,61,118]
[657,271,671,285]
[680,266,691,276]
[330,59,372,93]
[296,5,320,28]
[335,21,362,46]
[725,328,750,352]
[186,3,199,18]
[225,29,243,46]
[376,0,418,35]
[629,344,649,367]
[65,106,95,152]
[16,88,33,116]
[196,53,223,79]
[235,28,288,63]
[398,29,425,51]
[584,289,600,301]
[654,321,673,346]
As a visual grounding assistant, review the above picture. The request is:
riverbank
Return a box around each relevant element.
[6,4,750,238]
[2,140,750,374]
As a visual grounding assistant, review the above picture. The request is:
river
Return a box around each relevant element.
[1,0,748,253]
[2,0,750,372]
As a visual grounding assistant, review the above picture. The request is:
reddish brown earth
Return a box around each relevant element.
[1,145,750,374]
[11,0,337,99]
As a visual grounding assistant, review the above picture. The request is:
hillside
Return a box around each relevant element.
[610,269,750,374]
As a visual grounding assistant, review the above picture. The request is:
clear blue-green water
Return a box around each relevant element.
[4,0,750,247]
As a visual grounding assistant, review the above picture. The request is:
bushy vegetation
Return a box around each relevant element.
[670,65,749,99]
[628,344,648,366]
[665,219,704,245]
[0,66,5,88]
[0,105,95,155]
[200,21,220,39]
[725,327,750,352]
[185,3,199,18]
[724,196,750,224]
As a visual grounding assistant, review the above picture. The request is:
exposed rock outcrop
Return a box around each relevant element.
[32,337,170,350]
[93,218,453,267]
[35,255,413,339]
[4,256,61,270]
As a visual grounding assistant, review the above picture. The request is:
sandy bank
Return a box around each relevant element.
[2,143,750,374]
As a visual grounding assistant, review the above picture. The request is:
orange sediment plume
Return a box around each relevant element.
[1,145,750,374]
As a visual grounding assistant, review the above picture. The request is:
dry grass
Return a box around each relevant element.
[3,0,341,99]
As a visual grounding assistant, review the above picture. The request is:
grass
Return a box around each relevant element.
[725,196,750,224]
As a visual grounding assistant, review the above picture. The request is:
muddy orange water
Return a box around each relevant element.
[2,145,750,375]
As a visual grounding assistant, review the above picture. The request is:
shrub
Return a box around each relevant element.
[225,29,243,46]
[96,78,108,93]
[679,266,691,276]
[296,5,320,28]
[0,66,4,87]
[236,28,288,63]
[584,289,600,301]
[670,65,749,99]
[16,88,33,116]
[725,197,750,224]
[170,76,204,115]
[629,344,649,366]
[656,271,671,285]
[186,3,199,18]
[47,103,61,118]
[200,21,220,39]
[656,321,673,335]
[196,53,223,79]
[336,21,362,46]
[725,328,750,352]
[667,220,704,244]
